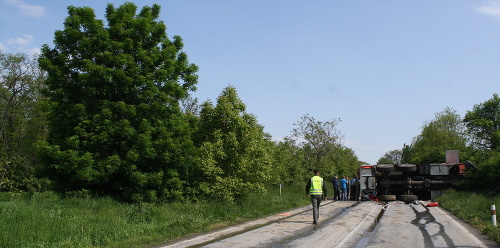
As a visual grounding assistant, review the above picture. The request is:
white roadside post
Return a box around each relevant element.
[492,205,497,226]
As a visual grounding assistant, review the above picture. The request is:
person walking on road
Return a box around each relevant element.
[332,175,340,200]
[339,176,348,201]
[306,170,328,224]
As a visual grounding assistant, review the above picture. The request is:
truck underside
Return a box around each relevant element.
[359,151,474,202]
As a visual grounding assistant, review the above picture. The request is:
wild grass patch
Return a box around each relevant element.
[438,189,500,243]
[0,184,309,248]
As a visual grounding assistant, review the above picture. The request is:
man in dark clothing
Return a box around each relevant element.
[306,170,328,224]
[332,175,340,200]
[350,175,359,200]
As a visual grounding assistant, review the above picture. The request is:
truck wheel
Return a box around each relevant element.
[399,194,418,203]
[398,164,417,172]
[376,164,394,173]
[378,195,396,201]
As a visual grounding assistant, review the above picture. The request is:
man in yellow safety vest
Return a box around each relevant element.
[305,169,328,224]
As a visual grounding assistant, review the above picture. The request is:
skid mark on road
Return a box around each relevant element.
[160,200,349,248]
[274,201,379,248]
[157,204,314,248]
[410,204,455,248]
[353,203,389,248]
[275,202,360,245]
[432,206,489,248]
[158,201,496,248]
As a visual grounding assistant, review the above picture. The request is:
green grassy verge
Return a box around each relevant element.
[0,184,309,248]
[437,189,500,243]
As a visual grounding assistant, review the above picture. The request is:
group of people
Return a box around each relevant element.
[305,170,360,225]
[332,174,359,201]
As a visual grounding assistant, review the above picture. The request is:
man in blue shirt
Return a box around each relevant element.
[339,176,348,201]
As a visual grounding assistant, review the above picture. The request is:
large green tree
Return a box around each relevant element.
[460,94,500,191]
[463,93,500,151]
[287,114,359,178]
[290,114,342,170]
[405,107,467,164]
[325,146,360,178]
[0,52,47,191]
[38,3,198,202]
[196,86,272,201]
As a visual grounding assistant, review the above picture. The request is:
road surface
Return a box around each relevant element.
[158,200,499,248]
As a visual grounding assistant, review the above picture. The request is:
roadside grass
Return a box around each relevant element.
[437,189,500,243]
[0,184,309,248]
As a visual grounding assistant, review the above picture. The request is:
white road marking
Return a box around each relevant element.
[335,203,378,248]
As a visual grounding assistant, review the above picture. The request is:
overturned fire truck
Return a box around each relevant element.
[359,150,475,202]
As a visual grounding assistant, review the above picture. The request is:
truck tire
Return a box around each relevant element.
[398,164,417,173]
[378,194,396,201]
[376,164,394,173]
[399,194,418,203]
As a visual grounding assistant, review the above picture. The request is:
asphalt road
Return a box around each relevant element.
[159,200,499,248]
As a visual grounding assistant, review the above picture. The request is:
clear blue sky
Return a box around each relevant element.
[1,0,499,164]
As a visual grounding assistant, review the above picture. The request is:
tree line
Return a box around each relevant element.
[2,3,498,202]
[0,3,361,202]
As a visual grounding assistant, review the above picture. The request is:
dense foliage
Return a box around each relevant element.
[461,94,500,191]
[464,93,500,150]
[402,107,468,164]
[195,86,273,201]
[37,3,198,202]
[0,53,47,192]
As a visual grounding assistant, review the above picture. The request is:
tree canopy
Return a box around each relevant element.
[288,114,360,178]
[377,149,402,164]
[402,107,467,164]
[290,115,342,169]
[464,93,500,151]
[0,52,47,191]
[37,2,198,202]
[195,86,272,201]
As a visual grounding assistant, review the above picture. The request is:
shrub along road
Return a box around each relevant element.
[159,200,499,248]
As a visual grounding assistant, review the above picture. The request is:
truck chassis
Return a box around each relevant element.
[359,151,472,202]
